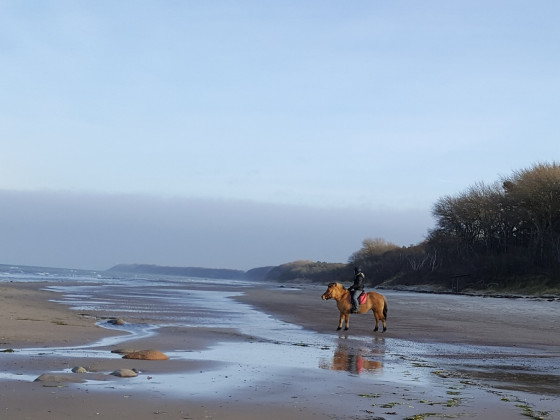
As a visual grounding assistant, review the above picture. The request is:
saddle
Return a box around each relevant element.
[349,291,367,305]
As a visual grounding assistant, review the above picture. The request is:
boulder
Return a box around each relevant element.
[123,349,169,360]
[71,366,88,373]
[110,368,138,378]
[34,374,84,384]
[107,318,126,325]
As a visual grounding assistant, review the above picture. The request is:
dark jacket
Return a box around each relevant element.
[348,271,365,292]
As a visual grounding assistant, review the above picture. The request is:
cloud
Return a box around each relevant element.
[0,190,433,271]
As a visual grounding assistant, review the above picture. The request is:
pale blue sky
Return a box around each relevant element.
[1,1,559,270]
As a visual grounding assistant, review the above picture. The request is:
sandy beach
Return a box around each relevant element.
[1,278,559,420]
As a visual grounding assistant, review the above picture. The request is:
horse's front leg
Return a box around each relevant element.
[336,312,350,331]
[336,312,344,330]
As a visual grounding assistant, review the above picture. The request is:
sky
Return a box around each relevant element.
[1,1,559,271]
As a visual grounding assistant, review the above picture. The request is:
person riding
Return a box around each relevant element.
[348,267,365,313]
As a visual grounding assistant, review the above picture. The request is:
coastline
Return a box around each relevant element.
[1,280,559,420]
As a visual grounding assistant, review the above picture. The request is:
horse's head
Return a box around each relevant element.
[321,282,342,300]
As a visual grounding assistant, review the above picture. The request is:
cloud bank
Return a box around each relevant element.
[0,190,433,271]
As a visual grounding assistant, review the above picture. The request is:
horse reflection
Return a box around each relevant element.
[319,347,382,374]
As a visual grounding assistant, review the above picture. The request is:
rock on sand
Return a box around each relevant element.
[34,374,84,385]
[122,349,169,360]
[110,368,138,378]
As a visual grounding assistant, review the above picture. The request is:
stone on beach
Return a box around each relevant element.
[34,373,84,384]
[122,349,169,360]
[107,318,126,325]
[110,368,138,378]
[71,366,88,373]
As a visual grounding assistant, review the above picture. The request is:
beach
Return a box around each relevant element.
[1,274,559,420]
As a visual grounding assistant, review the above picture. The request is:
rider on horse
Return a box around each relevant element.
[348,267,365,313]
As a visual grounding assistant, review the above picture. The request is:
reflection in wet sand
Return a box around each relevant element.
[319,343,382,374]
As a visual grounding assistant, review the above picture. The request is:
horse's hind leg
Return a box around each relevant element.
[373,309,387,332]
[371,309,385,332]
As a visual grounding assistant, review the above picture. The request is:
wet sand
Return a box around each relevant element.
[239,285,560,348]
[1,281,559,420]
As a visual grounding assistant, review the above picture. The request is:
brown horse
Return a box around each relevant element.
[321,282,388,332]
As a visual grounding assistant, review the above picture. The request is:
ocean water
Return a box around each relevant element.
[0,263,106,283]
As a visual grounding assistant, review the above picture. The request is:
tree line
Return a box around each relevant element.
[270,162,560,294]
[348,162,560,292]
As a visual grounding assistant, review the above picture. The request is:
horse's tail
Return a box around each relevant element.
[383,297,388,320]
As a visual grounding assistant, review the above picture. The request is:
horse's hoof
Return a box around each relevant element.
[344,327,349,331]
[373,327,378,332]
[336,327,342,331]
[383,327,387,332]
